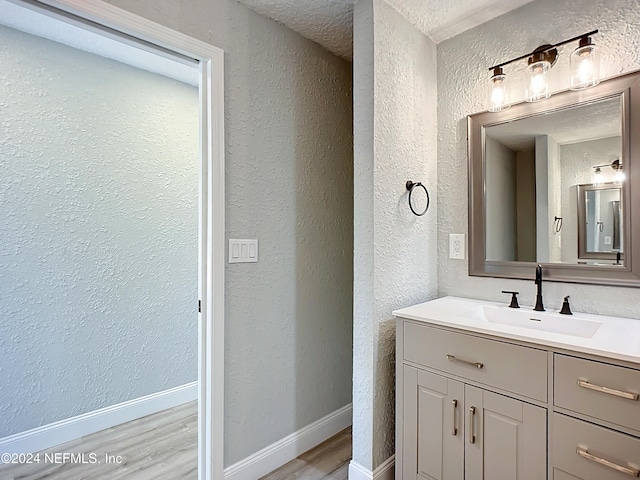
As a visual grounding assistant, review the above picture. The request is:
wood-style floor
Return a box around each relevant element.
[0,403,352,480]
[0,401,198,480]
[260,427,351,480]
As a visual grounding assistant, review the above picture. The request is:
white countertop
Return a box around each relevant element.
[393,296,640,365]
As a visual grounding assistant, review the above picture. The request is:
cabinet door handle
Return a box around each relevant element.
[468,406,476,444]
[577,380,639,401]
[577,447,640,477]
[446,354,484,369]
[451,399,458,436]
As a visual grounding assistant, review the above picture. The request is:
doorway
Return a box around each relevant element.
[0,1,224,479]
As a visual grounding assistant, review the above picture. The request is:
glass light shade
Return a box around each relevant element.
[526,60,550,102]
[615,168,626,183]
[488,69,510,112]
[593,167,604,185]
[570,42,599,90]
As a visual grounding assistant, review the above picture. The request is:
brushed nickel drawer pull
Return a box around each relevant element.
[577,447,640,477]
[468,406,476,444]
[446,354,484,369]
[577,380,639,401]
[451,399,458,436]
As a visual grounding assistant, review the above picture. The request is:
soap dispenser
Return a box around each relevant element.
[559,295,572,315]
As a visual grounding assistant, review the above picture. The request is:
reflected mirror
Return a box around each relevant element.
[577,183,623,262]
[468,70,640,286]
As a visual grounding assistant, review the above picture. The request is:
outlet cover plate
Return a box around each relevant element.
[449,234,465,260]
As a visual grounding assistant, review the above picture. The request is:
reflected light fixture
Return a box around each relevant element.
[488,67,510,111]
[612,159,626,182]
[592,159,624,184]
[487,30,599,109]
[593,166,604,185]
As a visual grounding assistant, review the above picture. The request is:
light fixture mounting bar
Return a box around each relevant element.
[488,29,598,71]
[593,159,623,169]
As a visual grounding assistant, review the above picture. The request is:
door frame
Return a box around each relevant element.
[6,1,226,479]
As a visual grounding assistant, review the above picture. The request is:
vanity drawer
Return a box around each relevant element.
[552,413,640,480]
[554,354,640,433]
[403,321,547,402]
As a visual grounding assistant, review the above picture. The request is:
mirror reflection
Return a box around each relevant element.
[484,96,623,265]
[577,183,623,262]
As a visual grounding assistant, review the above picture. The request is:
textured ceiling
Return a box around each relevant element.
[237,0,535,60]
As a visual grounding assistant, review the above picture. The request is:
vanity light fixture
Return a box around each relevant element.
[488,67,510,111]
[593,166,604,185]
[487,30,599,108]
[525,48,554,102]
[570,35,599,90]
[592,159,624,184]
[612,159,626,182]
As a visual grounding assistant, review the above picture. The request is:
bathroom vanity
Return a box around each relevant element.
[394,296,640,480]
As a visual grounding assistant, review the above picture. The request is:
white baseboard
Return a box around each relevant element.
[224,403,353,480]
[349,456,395,480]
[0,381,198,458]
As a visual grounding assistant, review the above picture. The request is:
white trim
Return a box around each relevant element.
[12,0,221,59]
[0,382,198,459]
[6,2,226,479]
[429,0,535,43]
[348,456,395,480]
[224,404,353,480]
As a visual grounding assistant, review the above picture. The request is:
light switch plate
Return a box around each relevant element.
[229,239,258,263]
[449,234,465,260]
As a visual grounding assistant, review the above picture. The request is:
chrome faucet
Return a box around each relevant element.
[534,264,545,311]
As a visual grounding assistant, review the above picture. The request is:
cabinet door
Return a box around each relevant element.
[553,469,584,480]
[403,365,464,480]
[465,386,547,480]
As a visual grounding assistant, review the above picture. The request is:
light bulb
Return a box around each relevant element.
[593,167,604,185]
[615,169,625,183]
[526,58,550,102]
[488,67,510,112]
[570,37,599,90]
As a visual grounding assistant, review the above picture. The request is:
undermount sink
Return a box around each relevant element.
[458,305,603,338]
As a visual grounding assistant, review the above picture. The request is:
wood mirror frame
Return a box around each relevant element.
[468,70,640,286]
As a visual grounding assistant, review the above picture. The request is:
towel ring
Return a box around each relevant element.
[406,180,429,217]
[554,216,563,233]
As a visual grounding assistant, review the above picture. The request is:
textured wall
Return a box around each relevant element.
[353,0,438,470]
[485,137,516,261]
[0,25,198,437]
[535,136,551,261]
[547,136,562,263]
[438,0,640,315]
[101,0,354,466]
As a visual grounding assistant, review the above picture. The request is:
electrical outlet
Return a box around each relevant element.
[449,234,465,259]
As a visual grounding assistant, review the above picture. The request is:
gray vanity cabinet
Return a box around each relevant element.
[395,298,640,480]
[399,321,547,480]
[402,366,464,480]
[552,354,640,480]
[465,385,546,480]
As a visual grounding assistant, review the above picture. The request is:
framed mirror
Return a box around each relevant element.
[468,70,640,286]
[577,183,623,262]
